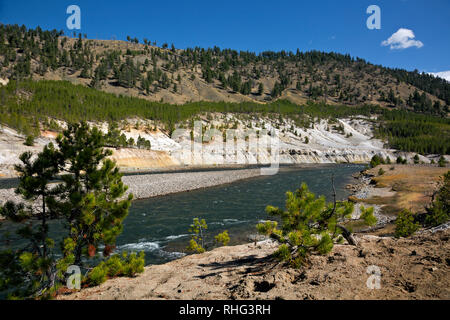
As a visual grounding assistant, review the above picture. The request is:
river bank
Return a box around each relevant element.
[56,163,450,300]
[59,226,450,300]
[346,164,449,235]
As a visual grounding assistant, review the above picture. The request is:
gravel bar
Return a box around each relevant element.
[121,168,262,199]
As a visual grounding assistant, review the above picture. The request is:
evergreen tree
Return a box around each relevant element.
[54,122,133,265]
[257,181,376,267]
[395,209,420,238]
[258,82,264,95]
[0,144,62,298]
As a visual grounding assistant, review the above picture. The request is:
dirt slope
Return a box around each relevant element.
[59,228,450,300]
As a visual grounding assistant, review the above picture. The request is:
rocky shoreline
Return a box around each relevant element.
[121,168,262,199]
[58,168,450,300]
[346,170,396,229]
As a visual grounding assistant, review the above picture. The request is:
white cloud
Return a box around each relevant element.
[429,71,450,82]
[381,28,424,50]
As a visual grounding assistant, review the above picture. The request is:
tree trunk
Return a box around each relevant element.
[337,224,358,246]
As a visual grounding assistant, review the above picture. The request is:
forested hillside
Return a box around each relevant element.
[0,79,449,155]
[0,24,449,155]
[0,24,449,115]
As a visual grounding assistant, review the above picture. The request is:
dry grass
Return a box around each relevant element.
[366,165,448,214]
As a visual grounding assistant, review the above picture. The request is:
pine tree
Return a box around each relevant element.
[257,181,376,267]
[258,82,264,95]
[0,144,62,298]
[54,122,133,265]
[187,218,207,253]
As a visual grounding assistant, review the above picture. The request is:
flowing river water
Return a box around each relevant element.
[0,164,365,266]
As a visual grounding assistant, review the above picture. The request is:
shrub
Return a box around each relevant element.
[104,254,124,277]
[413,154,420,164]
[87,251,145,285]
[396,156,407,164]
[186,218,207,253]
[438,156,447,167]
[370,155,383,168]
[23,135,35,146]
[395,209,420,238]
[88,265,108,286]
[121,252,145,277]
[426,200,450,227]
[360,206,377,226]
[214,230,230,246]
[378,168,385,175]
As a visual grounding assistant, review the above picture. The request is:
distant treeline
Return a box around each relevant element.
[0,79,377,130]
[376,110,449,155]
[0,79,448,155]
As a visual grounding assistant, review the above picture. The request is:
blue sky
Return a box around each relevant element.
[0,0,449,73]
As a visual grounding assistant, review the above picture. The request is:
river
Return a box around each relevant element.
[0,164,364,266]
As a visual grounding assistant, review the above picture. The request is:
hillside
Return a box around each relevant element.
[0,24,449,115]
[0,24,449,162]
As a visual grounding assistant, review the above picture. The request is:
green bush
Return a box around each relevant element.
[186,218,207,253]
[23,135,35,146]
[395,209,420,238]
[122,252,145,277]
[214,230,230,246]
[426,200,450,227]
[88,265,108,286]
[438,156,447,167]
[378,168,385,175]
[396,156,407,164]
[370,155,384,168]
[360,206,377,226]
[87,251,145,286]
[104,254,124,277]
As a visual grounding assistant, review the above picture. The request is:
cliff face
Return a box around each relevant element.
[161,116,407,167]
[0,114,430,177]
